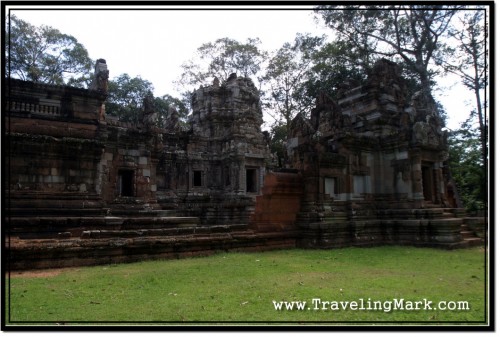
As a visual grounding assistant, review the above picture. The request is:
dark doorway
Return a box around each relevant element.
[421,164,433,202]
[246,168,258,193]
[118,170,134,196]
[193,170,203,187]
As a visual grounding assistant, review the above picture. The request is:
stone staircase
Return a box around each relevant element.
[6,192,107,217]
[459,223,482,246]
[296,201,486,249]
[456,216,486,248]
[6,205,273,270]
[6,186,486,270]
[6,181,303,270]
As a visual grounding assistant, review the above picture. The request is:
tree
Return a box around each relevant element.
[268,122,288,168]
[259,34,328,168]
[6,14,93,87]
[443,11,488,170]
[154,94,189,128]
[301,39,372,104]
[175,37,267,108]
[314,5,459,98]
[106,74,155,123]
[447,116,486,213]
[261,33,325,132]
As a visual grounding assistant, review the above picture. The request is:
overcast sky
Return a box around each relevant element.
[7,5,480,130]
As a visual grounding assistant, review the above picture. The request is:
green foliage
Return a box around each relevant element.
[268,122,289,167]
[314,5,460,95]
[174,37,267,111]
[106,74,155,123]
[6,15,93,87]
[261,33,325,130]
[154,94,189,128]
[6,247,486,324]
[443,11,488,169]
[444,11,487,93]
[303,39,370,101]
[447,115,486,213]
[106,74,189,127]
[176,37,267,89]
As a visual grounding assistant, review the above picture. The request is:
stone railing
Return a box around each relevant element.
[7,99,61,117]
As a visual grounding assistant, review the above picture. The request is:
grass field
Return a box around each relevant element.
[5,246,487,326]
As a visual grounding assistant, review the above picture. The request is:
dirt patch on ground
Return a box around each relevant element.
[7,268,79,278]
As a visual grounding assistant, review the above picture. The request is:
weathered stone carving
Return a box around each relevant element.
[164,106,181,132]
[141,91,157,127]
[89,59,109,94]
[289,59,477,249]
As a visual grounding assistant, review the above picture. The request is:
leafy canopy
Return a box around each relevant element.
[106,73,189,127]
[106,74,155,123]
[6,14,93,87]
[314,5,460,95]
[175,37,267,92]
[261,33,325,130]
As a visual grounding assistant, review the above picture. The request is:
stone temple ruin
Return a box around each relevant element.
[5,59,485,269]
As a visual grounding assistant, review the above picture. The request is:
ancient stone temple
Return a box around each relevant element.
[156,74,270,226]
[5,60,296,269]
[4,59,484,270]
[287,59,484,248]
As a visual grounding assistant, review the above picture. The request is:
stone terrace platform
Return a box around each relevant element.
[6,208,484,270]
[6,212,298,270]
[297,204,485,250]
[6,173,485,270]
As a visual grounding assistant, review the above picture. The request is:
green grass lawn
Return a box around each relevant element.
[5,246,487,326]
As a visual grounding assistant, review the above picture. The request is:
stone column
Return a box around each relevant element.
[410,152,424,201]
[433,162,444,206]
[231,158,246,195]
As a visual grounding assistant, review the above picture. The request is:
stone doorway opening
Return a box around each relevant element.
[246,168,258,193]
[193,170,203,187]
[118,169,135,196]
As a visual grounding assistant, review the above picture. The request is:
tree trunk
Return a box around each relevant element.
[474,87,487,169]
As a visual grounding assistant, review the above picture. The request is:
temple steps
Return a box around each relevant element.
[8,215,201,239]
[7,191,300,270]
[460,224,476,239]
[7,200,486,270]
[78,223,251,239]
[297,205,485,249]
[7,214,299,270]
[455,222,485,248]
[6,208,108,217]
[8,229,299,270]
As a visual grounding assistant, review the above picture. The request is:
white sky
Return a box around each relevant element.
[7,5,480,130]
